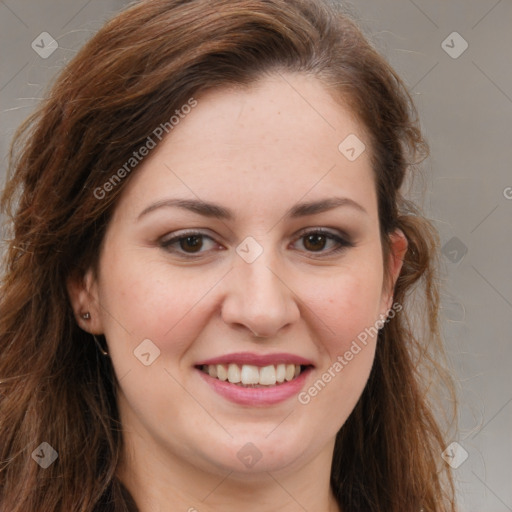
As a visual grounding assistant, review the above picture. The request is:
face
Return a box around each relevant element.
[70,73,406,483]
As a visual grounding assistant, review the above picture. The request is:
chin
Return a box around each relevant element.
[195,430,313,476]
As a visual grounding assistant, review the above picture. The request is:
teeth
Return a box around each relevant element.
[240,365,260,385]
[285,364,295,381]
[216,364,228,381]
[201,363,304,386]
[276,364,286,383]
[227,363,241,383]
[259,365,277,385]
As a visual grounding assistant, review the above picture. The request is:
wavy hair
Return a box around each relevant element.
[0,0,458,510]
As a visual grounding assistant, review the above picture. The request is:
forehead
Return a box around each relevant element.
[115,73,377,221]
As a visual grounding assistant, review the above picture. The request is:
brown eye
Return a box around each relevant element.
[160,231,217,257]
[160,228,353,259]
[294,229,353,256]
[303,233,328,252]
[178,235,203,253]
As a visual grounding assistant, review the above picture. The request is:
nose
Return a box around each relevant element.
[220,250,300,339]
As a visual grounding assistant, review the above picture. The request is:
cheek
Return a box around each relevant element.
[300,261,384,359]
[98,237,384,367]
[98,249,222,356]
[293,264,384,425]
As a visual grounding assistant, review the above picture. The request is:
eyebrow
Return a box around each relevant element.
[137,196,367,221]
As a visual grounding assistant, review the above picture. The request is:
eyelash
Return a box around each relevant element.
[159,228,354,259]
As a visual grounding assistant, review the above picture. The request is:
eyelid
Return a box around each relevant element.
[159,227,354,258]
[159,229,219,252]
[291,227,354,257]
[294,226,352,242]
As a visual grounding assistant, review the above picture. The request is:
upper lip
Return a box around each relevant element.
[195,352,315,367]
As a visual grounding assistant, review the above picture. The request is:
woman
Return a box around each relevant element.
[0,0,459,510]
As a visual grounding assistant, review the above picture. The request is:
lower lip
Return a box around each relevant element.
[196,367,313,406]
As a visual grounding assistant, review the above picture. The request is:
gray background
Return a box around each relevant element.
[1,1,511,510]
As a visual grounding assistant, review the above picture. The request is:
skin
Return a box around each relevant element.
[69,72,407,512]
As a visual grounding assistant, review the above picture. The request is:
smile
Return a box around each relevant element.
[194,352,315,406]
[199,363,307,387]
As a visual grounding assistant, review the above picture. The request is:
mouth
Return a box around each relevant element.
[197,363,311,387]
[194,352,315,405]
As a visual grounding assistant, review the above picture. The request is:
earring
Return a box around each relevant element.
[92,334,109,357]
[81,313,108,356]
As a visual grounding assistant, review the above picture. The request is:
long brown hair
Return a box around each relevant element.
[0,0,458,510]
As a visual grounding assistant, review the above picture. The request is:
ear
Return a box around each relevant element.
[380,228,408,314]
[66,267,104,334]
